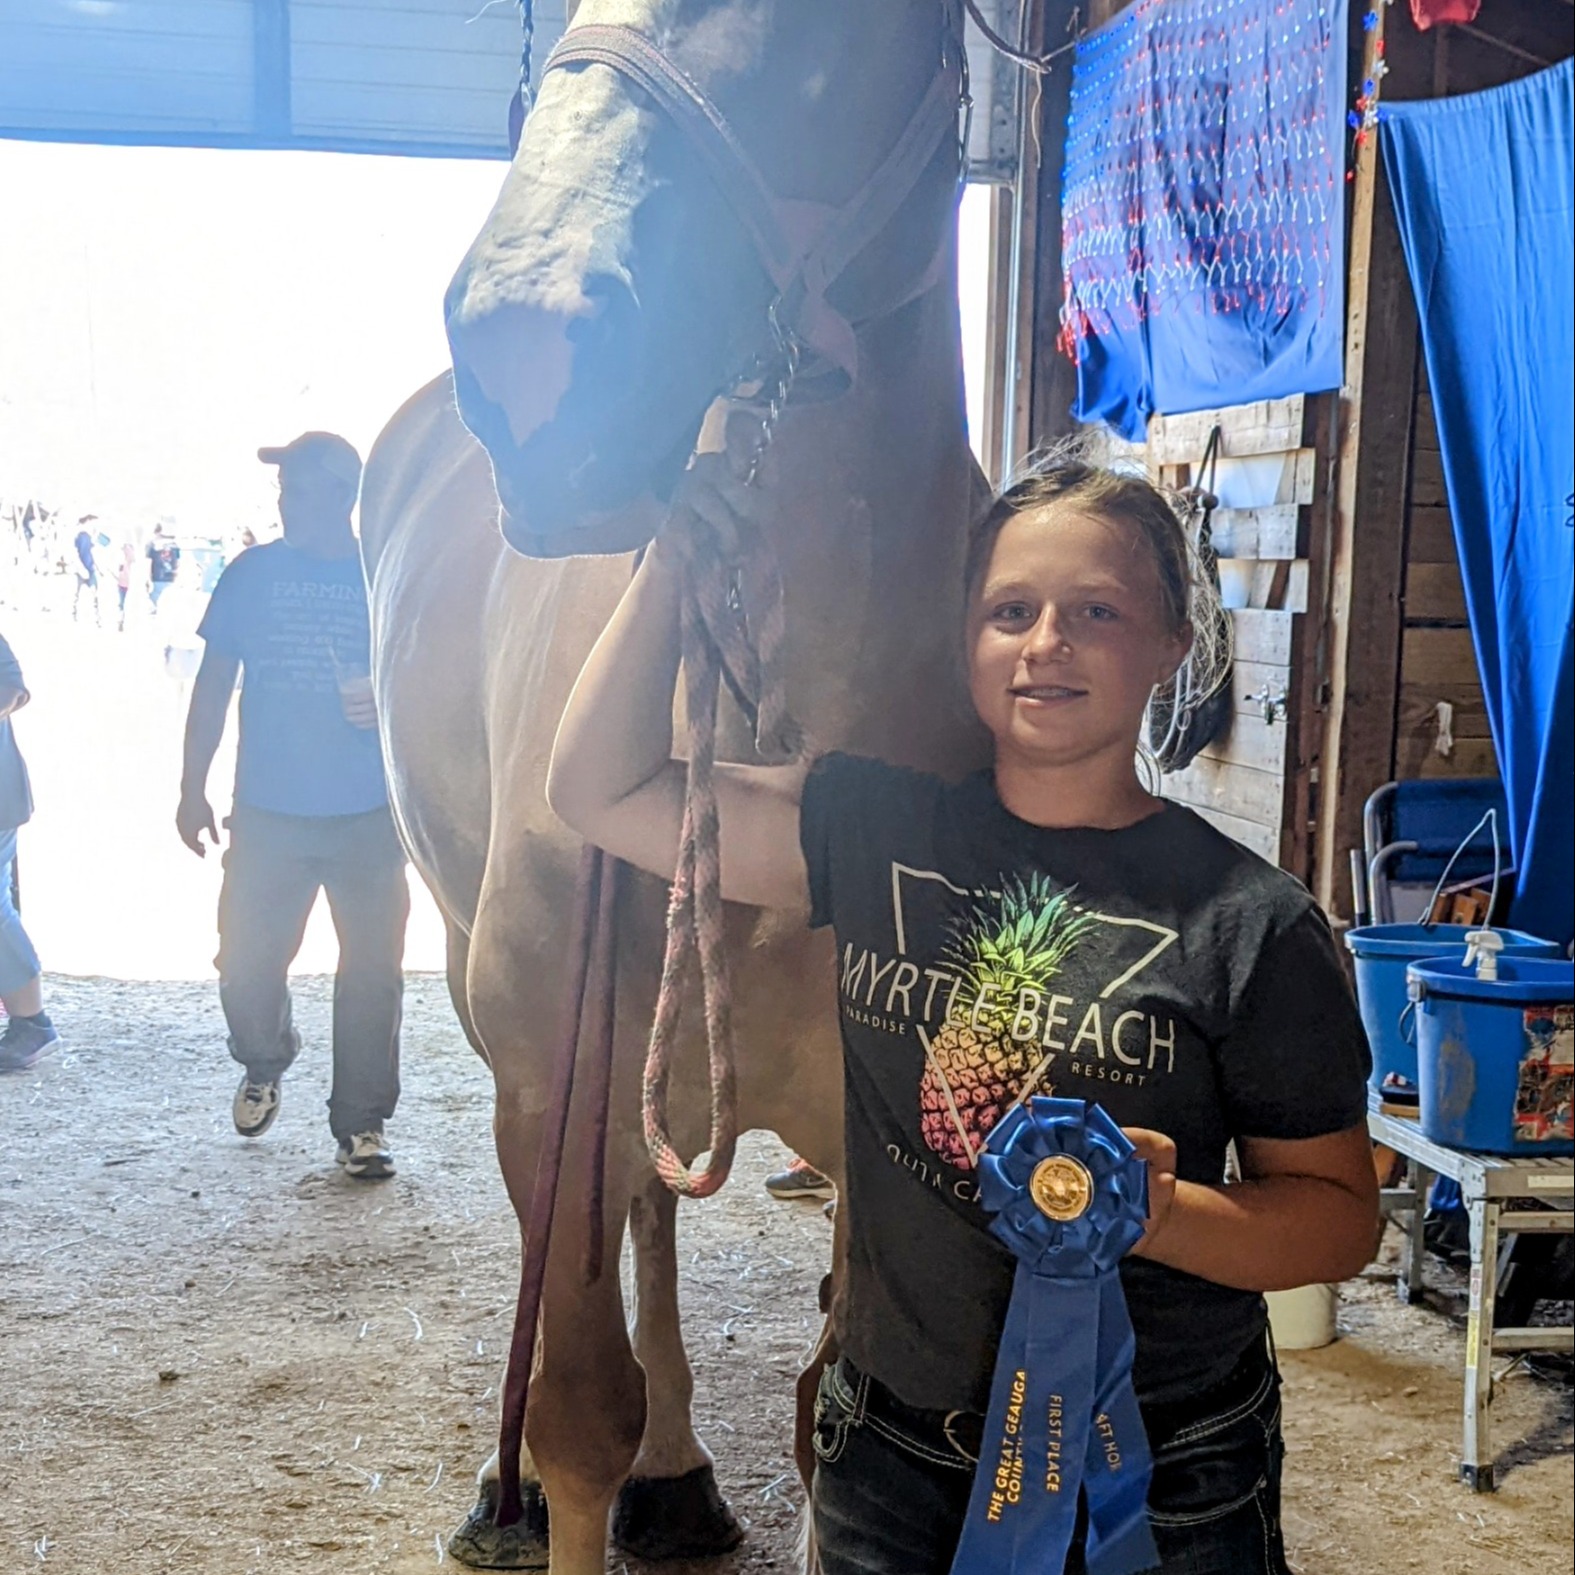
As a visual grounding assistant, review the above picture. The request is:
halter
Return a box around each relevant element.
[540,15,968,383]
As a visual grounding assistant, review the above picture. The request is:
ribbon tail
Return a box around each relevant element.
[1019,1271,1100,1575]
[949,1266,1093,1575]
[1081,1272,1159,1575]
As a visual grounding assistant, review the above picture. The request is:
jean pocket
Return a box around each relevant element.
[1146,1370,1282,1528]
[812,1365,857,1465]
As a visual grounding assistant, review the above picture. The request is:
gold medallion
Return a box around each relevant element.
[1029,1156,1094,1222]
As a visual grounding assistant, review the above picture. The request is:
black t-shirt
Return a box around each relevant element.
[147,540,180,582]
[800,754,1370,1414]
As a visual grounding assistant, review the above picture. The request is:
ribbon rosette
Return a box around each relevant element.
[949,1097,1158,1575]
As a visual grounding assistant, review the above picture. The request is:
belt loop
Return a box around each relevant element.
[942,1410,980,1465]
[851,1365,871,1426]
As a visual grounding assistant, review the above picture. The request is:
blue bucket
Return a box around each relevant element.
[1345,925,1560,1092]
[1407,957,1575,1156]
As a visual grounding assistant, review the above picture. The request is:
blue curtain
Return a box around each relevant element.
[1059,0,1348,441]
[1381,61,1575,950]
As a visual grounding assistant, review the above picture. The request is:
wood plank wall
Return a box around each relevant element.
[1394,370,1498,781]
[1145,398,1321,871]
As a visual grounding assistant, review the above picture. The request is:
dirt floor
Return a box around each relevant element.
[1,974,1570,1575]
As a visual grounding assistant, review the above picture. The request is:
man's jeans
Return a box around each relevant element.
[218,805,408,1139]
[813,1336,1292,1575]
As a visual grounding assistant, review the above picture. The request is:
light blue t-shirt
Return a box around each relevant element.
[197,541,387,818]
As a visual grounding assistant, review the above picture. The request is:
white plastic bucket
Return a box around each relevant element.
[1265,1283,1337,1350]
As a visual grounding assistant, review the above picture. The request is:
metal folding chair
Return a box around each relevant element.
[1362,778,1511,925]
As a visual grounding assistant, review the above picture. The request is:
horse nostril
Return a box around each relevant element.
[449,366,517,468]
[447,300,579,451]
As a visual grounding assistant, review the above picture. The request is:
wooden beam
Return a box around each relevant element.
[1281,396,1329,882]
[1310,12,1433,921]
[1456,22,1557,69]
[1028,0,1084,449]
[979,185,1016,487]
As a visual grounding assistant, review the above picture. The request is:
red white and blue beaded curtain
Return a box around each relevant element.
[1058,0,1349,441]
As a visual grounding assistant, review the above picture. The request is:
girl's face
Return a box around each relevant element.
[967,506,1192,775]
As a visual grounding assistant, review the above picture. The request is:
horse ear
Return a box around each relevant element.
[508,88,526,158]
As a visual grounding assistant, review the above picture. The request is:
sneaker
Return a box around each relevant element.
[0,1015,61,1073]
[765,1158,835,1202]
[232,1074,281,1138]
[336,1131,395,1180]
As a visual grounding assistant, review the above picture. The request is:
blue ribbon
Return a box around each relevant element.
[949,1097,1159,1575]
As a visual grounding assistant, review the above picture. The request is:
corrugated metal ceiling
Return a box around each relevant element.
[0,1,1021,174]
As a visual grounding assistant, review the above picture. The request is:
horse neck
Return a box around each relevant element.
[767,265,989,776]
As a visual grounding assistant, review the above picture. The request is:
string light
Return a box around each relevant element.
[1348,0,1393,153]
[1057,0,1342,357]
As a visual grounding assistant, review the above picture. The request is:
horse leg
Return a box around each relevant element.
[528,1166,647,1575]
[612,1175,744,1560]
[443,916,485,1058]
[448,1444,552,1571]
[447,1087,645,1573]
[445,1078,560,1570]
[435,910,562,1570]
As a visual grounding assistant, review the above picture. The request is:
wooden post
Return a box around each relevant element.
[1002,2,1045,476]
[1028,0,1097,449]
[1311,12,1433,920]
[979,185,1017,486]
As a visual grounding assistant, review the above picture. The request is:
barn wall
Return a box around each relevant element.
[1013,0,1570,902]
[1345,8,1571,810]
[1309,2,1571,916]
[1393,371,1497,782]
[1143,401,1323,874]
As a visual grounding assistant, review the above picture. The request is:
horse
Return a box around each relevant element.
[359,3,990,1568]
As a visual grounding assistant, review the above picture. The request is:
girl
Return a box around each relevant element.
[548,451,1377,1574]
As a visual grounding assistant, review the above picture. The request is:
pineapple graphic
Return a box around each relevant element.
[917,876,1095,1169]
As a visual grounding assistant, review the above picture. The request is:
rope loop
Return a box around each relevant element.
[641,428,803,1198]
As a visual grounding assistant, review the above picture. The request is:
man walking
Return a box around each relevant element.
[72,517,101,625]
[176,432,408,1178]
[146,524,180,613]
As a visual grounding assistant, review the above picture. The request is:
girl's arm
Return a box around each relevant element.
[548,457,811,912]
[1125,1124,1379,1290]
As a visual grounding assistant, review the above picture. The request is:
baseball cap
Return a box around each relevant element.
[257,431,363,490]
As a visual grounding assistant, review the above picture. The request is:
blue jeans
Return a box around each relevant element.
[812,1338,1291,1575]
[0,827,41,996]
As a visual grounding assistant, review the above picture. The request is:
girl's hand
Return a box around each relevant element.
[661,445,759,568]
[1121,1126,1178,1257]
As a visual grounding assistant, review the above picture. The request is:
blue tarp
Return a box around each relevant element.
[1382,61,1575,950]
[1058,0,1348,441]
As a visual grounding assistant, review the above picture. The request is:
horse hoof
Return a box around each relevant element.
[446,1478,550,1570]
[612,1463,745,1561]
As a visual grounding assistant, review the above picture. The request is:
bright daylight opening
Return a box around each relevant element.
[0,139,995,981]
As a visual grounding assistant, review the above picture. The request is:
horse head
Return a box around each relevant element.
[444,0,966,557]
